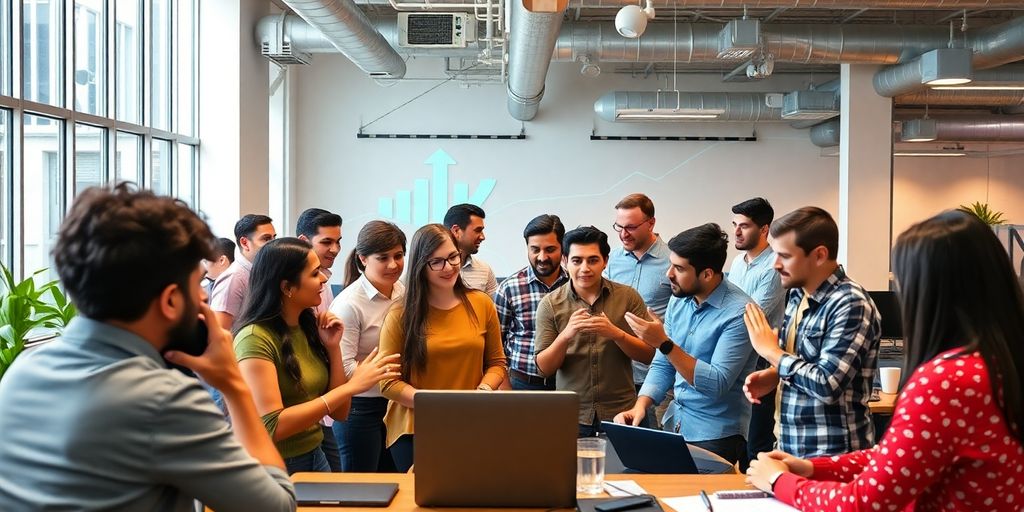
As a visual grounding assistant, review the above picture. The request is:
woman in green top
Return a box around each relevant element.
[234,237,400,473]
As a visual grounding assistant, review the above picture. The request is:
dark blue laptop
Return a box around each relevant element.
[601,421,700,474]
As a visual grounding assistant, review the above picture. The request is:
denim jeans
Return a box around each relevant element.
[332,396,396,472]
[746,358,777,462]
[320,425,342,472]
[510,376,556,391]
[389,435,415,473]
[283,445,331,474]
[691,434,749,472]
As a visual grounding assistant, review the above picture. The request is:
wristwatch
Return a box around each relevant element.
[768,470,786,491]
[658,339,674,355]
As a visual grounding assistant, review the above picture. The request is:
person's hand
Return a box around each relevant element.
[744,303,780,360]
[563,308,591,338]
[746,452,792,492]
[577,312,621,339]
[317,310,344,352]
[743,368,780,404]
[624,308,668,348]
[613,405,646,427]
[347,348,401,394]
[164,301,242,391]
[761,450,813,478]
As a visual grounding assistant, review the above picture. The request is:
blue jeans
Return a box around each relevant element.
[284,446,331,474]
[510,375,556,391]
[321,425,342,472]
[390,435,415,473]
[746,358,777,462]
[332,396,396,472]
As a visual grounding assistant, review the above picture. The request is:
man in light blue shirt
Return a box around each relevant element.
[726,197,785,462]
[618,223,758,470]
[605,193,673,388]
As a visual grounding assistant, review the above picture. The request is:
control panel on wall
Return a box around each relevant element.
[398,13,476,48]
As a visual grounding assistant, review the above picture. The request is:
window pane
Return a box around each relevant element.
[0,110,10,267]
[151,138,171,195]
[23,0,64,107]
[1,0,11,96]
[23,113,63,280]
[175,0,195,136]
[74,124,104,195]
[176,143,195,206]
[74,0,105,116]
[151,0,171,131]
[115,0,141,123]
[115,130,140,184]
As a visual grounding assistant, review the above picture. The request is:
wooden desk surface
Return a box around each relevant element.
[293,472,752,512]
[869,392,898,415]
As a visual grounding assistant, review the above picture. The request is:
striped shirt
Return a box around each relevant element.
[460,254,498,296]
[494,265,569,377]
[777,266,881,458]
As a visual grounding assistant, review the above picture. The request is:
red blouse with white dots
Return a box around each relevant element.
[773,349,1024,512]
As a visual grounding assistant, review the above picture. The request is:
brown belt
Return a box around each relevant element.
[509,368,554,386]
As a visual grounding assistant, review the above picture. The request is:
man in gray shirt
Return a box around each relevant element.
[0,184,296,512]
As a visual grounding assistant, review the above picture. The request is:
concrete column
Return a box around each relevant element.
[839,64,893,290]
[198,0,271,238]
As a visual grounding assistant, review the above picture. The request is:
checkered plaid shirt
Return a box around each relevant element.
[494,265,569,377]
[777,266,881,458]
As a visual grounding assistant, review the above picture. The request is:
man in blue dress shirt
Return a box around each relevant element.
[617,223,759,470]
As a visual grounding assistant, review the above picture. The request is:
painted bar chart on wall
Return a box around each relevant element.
[378,149,496,226]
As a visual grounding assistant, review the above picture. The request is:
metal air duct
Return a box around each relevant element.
[895,90,1024,107]
[809,119,841,147]
[506,0,565,121]
[810,116,1024,147]
[281,0,406,78]
[594,91,782,122]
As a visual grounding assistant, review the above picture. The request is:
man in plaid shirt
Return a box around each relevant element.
[494,214,570,390]
[742,207,880,458]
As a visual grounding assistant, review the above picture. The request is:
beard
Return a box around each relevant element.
[532,259,557,278]
[670,281,701,298]
[165,293,201,355]
[735,236,758,251]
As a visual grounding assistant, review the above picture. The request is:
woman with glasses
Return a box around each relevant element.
[330,221,407,472]
[233,237,401,474]
[378,224,507,472]
[745,210,1024,510]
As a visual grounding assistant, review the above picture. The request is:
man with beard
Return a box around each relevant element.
[494,214,570,390]
[617,223,758,470]
[444,203,498,295]
[0,184,296,511]
[726,198,785,462]
[605,194,673,392]
[536,226,654,437]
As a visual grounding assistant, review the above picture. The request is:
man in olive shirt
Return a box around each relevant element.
[0,184,295,512]
[536,226,655,437]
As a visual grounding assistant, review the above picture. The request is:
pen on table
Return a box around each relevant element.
[699,490,714,512]
[603,481,639,496]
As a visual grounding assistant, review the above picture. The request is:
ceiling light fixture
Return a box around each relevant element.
[919,48,973,86]
[615,0,655,39]
[893,151,967,157]
[900,118,938,142]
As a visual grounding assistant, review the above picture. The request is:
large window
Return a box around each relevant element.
[23,0,64,108]
[3,0,200,280]
[74,0,105,116]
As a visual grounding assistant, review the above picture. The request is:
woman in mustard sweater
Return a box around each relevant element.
[378,224,507,472]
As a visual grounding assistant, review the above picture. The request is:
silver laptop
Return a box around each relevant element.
[414,390,578,508]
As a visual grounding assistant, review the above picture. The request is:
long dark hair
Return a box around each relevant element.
[399,223,477,380]
[892,210,1023,441]
[235,237,329,394]
[344,220,407,287]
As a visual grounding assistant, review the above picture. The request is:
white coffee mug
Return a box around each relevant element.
[880,367,901,394]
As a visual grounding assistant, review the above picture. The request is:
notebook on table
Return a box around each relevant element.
[294,482,399,507]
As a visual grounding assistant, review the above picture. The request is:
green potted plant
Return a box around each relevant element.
[958,201,1007,226]
[0,264,76,380]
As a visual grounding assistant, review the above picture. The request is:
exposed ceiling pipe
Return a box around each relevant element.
[506,0,565,121]
[281,0,406,78]
[810,116,1024,147]
[877,61,1024,98]
[809,118,840,147]
[895,89,1024,107]
[349,0,1024,7]
[967,16,1024,70]
[593,91,782,122]
[553,23,950,64]
[873,48,973,97]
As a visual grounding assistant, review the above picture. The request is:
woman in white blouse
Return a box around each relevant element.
[329,221,407,472]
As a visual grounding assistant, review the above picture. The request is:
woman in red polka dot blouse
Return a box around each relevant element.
[747,210,1024,511]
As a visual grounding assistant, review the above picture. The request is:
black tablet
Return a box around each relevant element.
[294,482,399,507]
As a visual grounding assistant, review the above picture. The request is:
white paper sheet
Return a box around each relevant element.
[661,494,799,512]
[602,480,649,497]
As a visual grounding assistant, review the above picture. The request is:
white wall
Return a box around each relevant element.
[288,54,1024,284]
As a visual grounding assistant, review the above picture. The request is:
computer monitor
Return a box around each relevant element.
[869,291,903,339]
[413,391,579,508]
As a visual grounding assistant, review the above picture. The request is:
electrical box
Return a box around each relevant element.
[398,13,476,48]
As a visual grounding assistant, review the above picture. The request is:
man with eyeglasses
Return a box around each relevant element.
[605,194,673,400]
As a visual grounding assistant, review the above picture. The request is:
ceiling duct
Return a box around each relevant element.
[782,90,839,121]
[506,0,565,121]
[562,0,1024,7]
[895,89,1024,107]
[873,48,974,97]
[280,0,406,79]
[594,91,782,122]
[967,16,1024,70]
[810,116,1024,147]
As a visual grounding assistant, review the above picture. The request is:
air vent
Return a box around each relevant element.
[782,90,839,121]
[261,38,310,66]
[398,13,476,48]
[718,19,761,60]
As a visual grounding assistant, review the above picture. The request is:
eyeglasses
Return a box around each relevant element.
[612,218,653,233]
[426,253,462,271]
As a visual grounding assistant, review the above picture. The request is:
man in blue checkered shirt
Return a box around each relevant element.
[742,207,881,458]
[494,214,570,390]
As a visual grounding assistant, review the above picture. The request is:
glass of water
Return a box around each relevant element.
[576,437,607,495]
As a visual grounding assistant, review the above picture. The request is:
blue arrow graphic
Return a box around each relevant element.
[425,149,455,223]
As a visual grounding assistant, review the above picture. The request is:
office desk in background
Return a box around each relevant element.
[869,391,898,415]
[292,472,751,512]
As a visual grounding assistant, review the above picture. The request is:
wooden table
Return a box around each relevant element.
[869,391,898,415]
[293,472,752,511]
